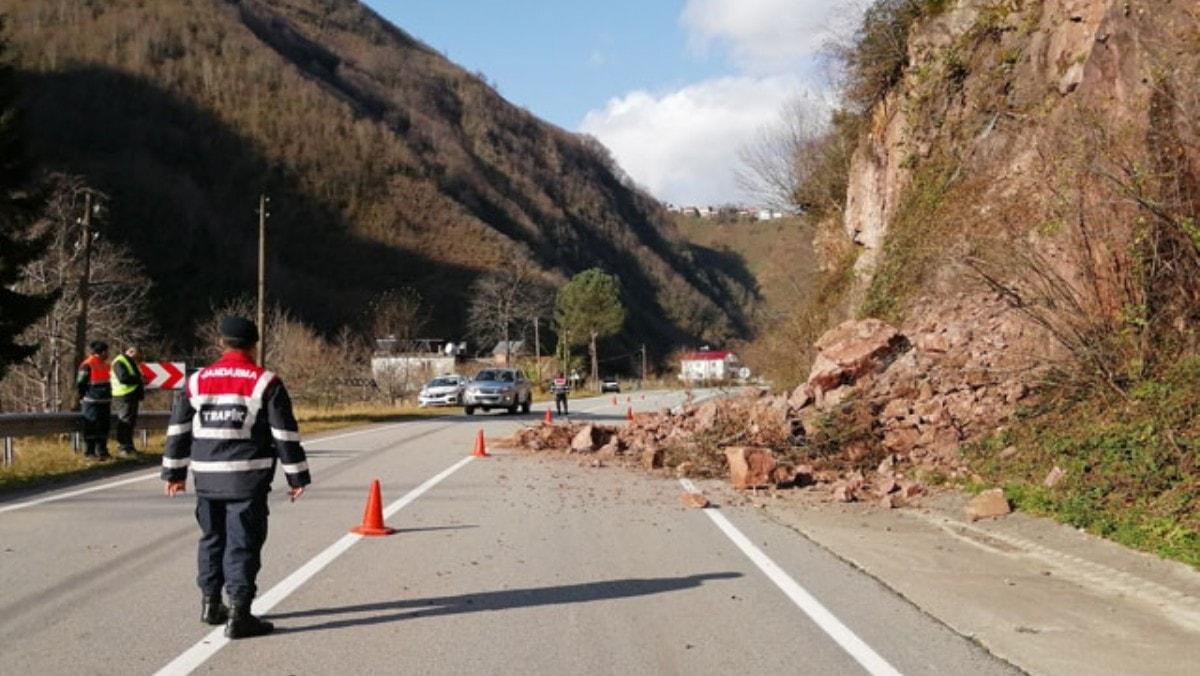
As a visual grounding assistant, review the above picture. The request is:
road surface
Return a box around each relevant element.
[0,391,1016,675]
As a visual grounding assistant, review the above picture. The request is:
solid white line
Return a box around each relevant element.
[0,472,160,514]
[155,455,475,676]
[0,422,408,515]
[679,478,902,676]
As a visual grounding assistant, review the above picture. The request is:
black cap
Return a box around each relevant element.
[220,316,259,343]
[89,340,109,354]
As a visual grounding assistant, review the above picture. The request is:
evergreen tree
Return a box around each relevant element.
[554,269,625,389]
[0,20,56,379]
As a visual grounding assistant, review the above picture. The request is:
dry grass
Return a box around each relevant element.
[0,433,165,492]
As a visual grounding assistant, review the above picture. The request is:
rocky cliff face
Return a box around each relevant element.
[824,0,1199,459]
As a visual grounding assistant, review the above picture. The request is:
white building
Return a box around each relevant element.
[679,350,739,382]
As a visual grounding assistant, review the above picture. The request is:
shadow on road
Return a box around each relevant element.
[268,572,742,633]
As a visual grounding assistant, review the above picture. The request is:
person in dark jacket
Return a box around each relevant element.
[162,316,311,639]
[76,341,112,460]
[110,345,144,455]
[551,371,570,416]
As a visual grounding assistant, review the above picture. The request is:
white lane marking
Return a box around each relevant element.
[156,455,476,676]
[680,478,902,676]
[0,423,409,515]
[0,472,160,515]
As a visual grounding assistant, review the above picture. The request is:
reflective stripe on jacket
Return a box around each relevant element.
[161,350,311,499]
[110,354,143,398]
[77,355,113,403]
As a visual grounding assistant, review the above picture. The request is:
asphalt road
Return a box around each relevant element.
[0,391,1017,675]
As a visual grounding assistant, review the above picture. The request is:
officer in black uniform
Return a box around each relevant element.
[162,316,311,639]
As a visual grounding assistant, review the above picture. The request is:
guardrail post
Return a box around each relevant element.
[71,432,81,453]
[140,429,148,450]
[3,437,12,467]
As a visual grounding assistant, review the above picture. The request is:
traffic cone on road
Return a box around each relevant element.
[350,480,395,536]
[472,429,490,458]
[543,408,553,424]
[626,407,635,422]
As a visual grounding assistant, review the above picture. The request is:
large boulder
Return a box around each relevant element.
[807,319,906,392]
[965,488,1011,521]
[725,447,777,489]
[570,425,598,453]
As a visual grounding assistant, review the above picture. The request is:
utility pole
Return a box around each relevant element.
[640,344,647,386]
[72,190,95,370]
[256,194,269,366]
[533,317,541,383]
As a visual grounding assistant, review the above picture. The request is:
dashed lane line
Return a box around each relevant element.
[679,478,903,676]
[154,455,476,676]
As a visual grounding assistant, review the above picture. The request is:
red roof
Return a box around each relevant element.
[681,350,733,361]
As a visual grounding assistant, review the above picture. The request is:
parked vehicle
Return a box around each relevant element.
[600,376,621,393]
[418,374,467,407]
[463,368,533,415]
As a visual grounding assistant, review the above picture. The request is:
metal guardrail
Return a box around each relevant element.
[0,411,171,466]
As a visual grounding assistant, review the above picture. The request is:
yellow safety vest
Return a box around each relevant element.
[110,354,141,398]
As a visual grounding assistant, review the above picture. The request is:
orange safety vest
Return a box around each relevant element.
[81,354,111,383]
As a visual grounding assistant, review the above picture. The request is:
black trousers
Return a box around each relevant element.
[81,401,110,456]
[555,393,569,415]
[113,397,139,450]
[195,494,270,606]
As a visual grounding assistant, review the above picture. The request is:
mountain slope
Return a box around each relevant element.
[4,0,754,354]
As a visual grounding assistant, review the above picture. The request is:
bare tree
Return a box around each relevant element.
[466,263,554,363]
[367,287,429,343]
[0,175,154,412]
[736,95,830,211]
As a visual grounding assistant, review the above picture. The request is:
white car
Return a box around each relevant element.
[418,375,467,407]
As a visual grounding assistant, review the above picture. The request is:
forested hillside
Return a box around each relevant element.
[1,0,754,353]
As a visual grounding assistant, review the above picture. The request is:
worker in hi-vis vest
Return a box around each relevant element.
[110,345,145,455]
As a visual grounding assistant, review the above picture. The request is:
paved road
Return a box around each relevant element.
[0,391,1017,675]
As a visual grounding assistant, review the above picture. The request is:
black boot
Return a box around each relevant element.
[201,596,228,625]
[225,604,274,639]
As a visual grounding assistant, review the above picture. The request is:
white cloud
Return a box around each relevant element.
[680,0,861,73]
[577,1,864,205]
[580,76,816,205]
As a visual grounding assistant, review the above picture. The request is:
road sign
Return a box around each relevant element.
[139,362,186,390]
[737,367,752,380]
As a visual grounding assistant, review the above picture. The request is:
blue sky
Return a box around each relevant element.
[367,1,857,205]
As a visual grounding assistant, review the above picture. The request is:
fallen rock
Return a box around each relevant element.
[570,425,598,453]
[680,492,710,509]
[641,444,665,470]
[1043,466,1066,488]
[675,461,695,477]
[725,447,777,489]
[808,319,906,391]
[966,488,1011,521]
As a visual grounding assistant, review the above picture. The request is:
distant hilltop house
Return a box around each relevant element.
[679,349,742,382]
[672,205,790,223]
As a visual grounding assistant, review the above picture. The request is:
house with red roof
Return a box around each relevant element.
[679,348,739,382]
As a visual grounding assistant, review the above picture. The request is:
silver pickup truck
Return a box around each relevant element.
[463,368,533,415]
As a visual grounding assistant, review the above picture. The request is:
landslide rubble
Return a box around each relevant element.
[506,303,1038,507]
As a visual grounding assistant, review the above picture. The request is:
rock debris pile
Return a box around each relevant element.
[506,295,1038,508]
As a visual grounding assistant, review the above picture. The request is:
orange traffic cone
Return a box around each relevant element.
[544,408,553,424]
[350,480,395,536]
[626,407,635,421]
[473,429,490,458]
